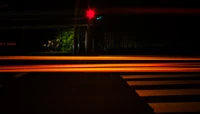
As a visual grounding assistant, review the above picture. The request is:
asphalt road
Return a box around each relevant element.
[0,72,154,114]
[1,72,200,114]
[1,55,200,114]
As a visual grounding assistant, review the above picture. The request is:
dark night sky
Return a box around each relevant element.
[1,0,200,52]
[1,0,76,10]
[1,0,200,11]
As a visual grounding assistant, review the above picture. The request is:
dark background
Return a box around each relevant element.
[1,0,200,54]
[2,0,200,10]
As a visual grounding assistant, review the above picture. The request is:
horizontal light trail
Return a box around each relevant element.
[149,102,200,113]
[1,56,200,60]
[121,74,200,79]
[136,89,200,96]
[1,67,200,72]
[127,80,200,86]
[1,63,200,69]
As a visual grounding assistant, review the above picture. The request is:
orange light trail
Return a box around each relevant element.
[0,67,200,72]
[1,63,200,69]
[0,56,200,60]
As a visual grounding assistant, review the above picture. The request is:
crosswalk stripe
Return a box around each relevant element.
[122,74,200,79]
[127,80,200,86]
[135,89,200,96]
[122,74,200,114]
[149,102,200,113]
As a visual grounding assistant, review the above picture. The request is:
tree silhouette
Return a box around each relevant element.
[56,28,74,52]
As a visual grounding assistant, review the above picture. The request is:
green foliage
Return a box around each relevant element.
[56,28,74,52]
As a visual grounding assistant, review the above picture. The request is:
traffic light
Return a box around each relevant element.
[86,9,95,19]
[96,16,102,20]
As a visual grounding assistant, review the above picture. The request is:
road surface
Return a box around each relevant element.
[1,55,200,114]
[0,72,154,114]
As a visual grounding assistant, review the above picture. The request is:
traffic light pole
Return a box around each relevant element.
[87,20,92,53]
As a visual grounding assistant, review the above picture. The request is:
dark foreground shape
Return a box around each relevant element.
[0,73,155,114]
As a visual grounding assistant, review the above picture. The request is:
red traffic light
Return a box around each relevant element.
[86,9,95,19]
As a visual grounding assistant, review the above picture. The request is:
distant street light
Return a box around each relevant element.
[96,16,102,20]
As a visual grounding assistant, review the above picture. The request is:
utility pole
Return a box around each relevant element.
[73,0,79,55]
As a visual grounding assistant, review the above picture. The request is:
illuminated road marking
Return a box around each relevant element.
[121,74,200,79]
[136,89,200,96]
[127,80,200,86]
[149,102,200,113]
[123,73,200,113]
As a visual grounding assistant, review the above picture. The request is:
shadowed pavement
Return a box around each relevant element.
[0,73,155,114]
